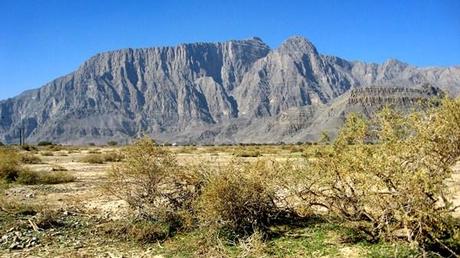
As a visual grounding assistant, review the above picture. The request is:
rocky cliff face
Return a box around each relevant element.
[1,36,459,144]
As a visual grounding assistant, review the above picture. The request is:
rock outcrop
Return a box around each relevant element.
[1,36,459,144]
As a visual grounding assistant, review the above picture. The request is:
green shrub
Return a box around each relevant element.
[20,153,42,164]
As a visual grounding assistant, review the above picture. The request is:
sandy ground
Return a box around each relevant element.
[5,147,460,223]
[1,147,459,257]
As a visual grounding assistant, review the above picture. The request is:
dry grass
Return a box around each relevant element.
[80,151,124,164]
[20,153,43,164]
[0,148,22,182]
[80,154,105,164]
[40,151,54,156]
[16,170,76,185]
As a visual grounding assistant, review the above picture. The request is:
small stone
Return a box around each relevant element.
[9,242,19,250]
[25,193,34,198]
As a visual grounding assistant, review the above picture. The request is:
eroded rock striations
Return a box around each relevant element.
[1,36,459,144]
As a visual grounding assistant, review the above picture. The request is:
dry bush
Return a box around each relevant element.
[196,160,284,238]
[67,149,80,154]
[37,141,53,146]
[294,98,460,254]
[108,137,206,231]
[233,148,262,157]
[0,148,22,182]
[16,169,40,184]
[0,196,41,216]
[33,209,66,229]
[102,151,124,162]
[45,145,63,151]
[39,171,76,184]
[81,154,105,164]
[81,152,124,164]
[40,151,54,156]
[238,231,269,257]
[20,144,37,152]
[20,153,42,164]
[16,170,76,185]
[51,165,68,171]
[107,140,118,146]
[57,151,68,156]
[100,220,169,243]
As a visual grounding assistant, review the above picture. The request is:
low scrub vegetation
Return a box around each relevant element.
[40,151,54,156]
[16,170,76,185]
[107,137,205,232]
[104,98,459,256]
[37,141,53,146]
[81,151,124,164]
[101,220,170,243]
[293,98,460,255]
[81,154,105,164]
[38,171,76,184]
[20,153,42,164]
[0,148,75,185]
[102,151,124,162]
[232,149,262,157]
[107,140,118,146]
[20,144,38,152]
[196,160,287,238]
[0,148,22,182]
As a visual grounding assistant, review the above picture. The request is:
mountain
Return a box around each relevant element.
[1,36,459,144]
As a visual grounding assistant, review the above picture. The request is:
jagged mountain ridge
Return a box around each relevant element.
[1,36,459,144]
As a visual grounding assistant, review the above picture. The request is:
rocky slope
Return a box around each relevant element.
[1,36,459,144]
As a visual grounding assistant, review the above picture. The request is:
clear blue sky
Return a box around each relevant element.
[1,0,459,100]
